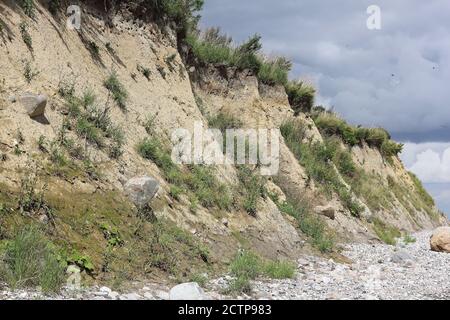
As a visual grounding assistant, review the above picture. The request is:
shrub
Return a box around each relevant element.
[227,250,296,294]
[281,119,362,217]
[313,112,403,157]
[258,57,292,86]
[0,226,65,293]
[19,22,33,51]
[237,166,266,216]
[285,81,315,114]
[20,0,35,18]
[23,60,39,83]
[137,64,151,80]
[208,112,243,133]
[104,71,128,110]
[263,260,296,279]
[48,0,60,15]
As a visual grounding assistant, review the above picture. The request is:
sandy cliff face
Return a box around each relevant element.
[0,1,447,283]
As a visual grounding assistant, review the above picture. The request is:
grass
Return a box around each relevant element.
[137,136,232,211]
[0,226,65,293]
[23,60,39,83]
[285,81,316,114]
[372,218,401,245]
[146,219,209,275]
[276,194,334,253]
[312,112,403,157]
[104,71,128,110]
[19,22,33,52]
[226,251,296,294]
[237,166,266,216]
[403,233,416,244]
[281,119,363,217]
[137,64,151,80]
[19,0,35,18]
[58,85,125,159]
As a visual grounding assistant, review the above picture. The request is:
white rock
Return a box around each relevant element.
[169,282,209,300]
[124,176,160,207]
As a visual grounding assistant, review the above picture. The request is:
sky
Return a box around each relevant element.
[200,0,450,216]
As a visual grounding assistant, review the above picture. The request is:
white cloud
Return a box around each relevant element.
[402,143,450,183]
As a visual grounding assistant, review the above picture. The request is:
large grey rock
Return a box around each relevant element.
[124,176,159,207]
[19,93,47,118]
[169,282,209,300]
[390,250,415,266]
[314,205,335,220]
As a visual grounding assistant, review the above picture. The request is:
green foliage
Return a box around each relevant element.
[48,0,60,15]
[169,185,183,201]
[208,112,243,133]
[0,226,65,293]
[372,218,401,245]
[17,173,52,218]
[408,172,435,207]
[88,41,100,59]
[403,233,416,244]
[66,252,94,272]
[23,60,39,83]
[237,166,266,216]
[137,137,231,210]
[59,87,125,158]
[190,273,208,287]
[19,22,33,51]
[263,260,296,279]
[146,219,209,274]
[276,195,334,253]
[285,81,316,114]
[281,119,363,217]
[258,57,292,86]
[227,250,296,294]
[137,64,151,80]
[313,112,403,157]
[104,71,128,110]
[100,223,124,247]
[20,0,35,18]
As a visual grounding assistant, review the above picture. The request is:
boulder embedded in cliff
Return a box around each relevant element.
[430,227,450,253]
[19,93,47,118]
[124,176,160,207]
[314,205,335,220]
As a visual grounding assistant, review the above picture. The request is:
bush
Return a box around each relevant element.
[313,112,403,157]
[23,60,39,84]
[104,71,128,110]
[281,120,362,217]
[227,250,296,294]
[0,226,65,293]
[258,57,292,86]
[20,0,35,18]
[237,166,266,216]
[408,172,435,207]
[285,81,315,114]
[137,137,231,210]
[263,260,296,279]
[19,22,33,51]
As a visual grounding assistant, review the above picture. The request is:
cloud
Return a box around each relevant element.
[201,0,450,142]
[402,143,450,183]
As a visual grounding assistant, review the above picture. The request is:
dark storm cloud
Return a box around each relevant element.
[200,0,450,142]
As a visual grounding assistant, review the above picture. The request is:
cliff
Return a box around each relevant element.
[0,1,447,289]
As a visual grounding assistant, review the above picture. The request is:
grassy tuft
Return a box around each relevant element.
[0,226,65,293]
[104,71,128,110]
